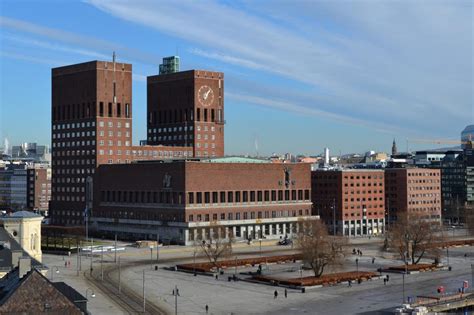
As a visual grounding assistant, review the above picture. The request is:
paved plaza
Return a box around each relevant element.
[41,232,474,314]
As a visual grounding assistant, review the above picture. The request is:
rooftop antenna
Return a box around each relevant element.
[254,135,259,157]
[112,51,117,104]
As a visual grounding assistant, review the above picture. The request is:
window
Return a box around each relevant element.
[220,191,226,203]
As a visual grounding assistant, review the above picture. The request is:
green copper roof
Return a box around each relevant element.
[204,157,270,163]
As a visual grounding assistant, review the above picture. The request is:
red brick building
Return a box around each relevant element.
[26,165,51,214]
[92,158,314,244]
[385,168,441,222]
[50,58,194,225]
[147,70,225,157]
[311,169,386,236]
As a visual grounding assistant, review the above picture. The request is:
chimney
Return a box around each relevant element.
[18,257,31,279]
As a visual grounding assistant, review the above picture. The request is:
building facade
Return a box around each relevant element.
[26,166,51,214]
[385,168,441,222]
[91,158,315,245]
[311,169,386,236]
[0,163,28,211]
[50,58,209,225]
[147,70,225,158]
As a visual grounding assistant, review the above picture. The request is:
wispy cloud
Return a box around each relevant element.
[87,0,472,137]
[0,16,161,65]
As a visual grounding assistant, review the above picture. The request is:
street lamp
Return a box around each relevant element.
[355,258,359,280]
[259,239,262,258]
[193,248,197,276]
[50,266,59,281]
[299,265,303,281]
[150,246,154,270]
[85,288,95,300]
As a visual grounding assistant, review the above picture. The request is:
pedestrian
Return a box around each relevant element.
[284,288,287,298]
[274,290,278,299]
[177,288,180,296]
[360,251,363,256]
[172,289,175,295]
[372,257,375,264]
[348,280,352,287]
[215,274,218,280]
[383,278,387,286]
[464,253,468,258]
[353,248,356,255]
[205,305,209,313]
[386,275,390,282]
[65,261,67,268]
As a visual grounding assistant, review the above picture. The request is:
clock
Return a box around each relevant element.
[197,85,214,107]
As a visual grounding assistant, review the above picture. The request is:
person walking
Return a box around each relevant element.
[284,289,287,298]
[274,290,278,299]
[372,257,375,264]
[205,305,209,313]
[383,278,387,285]
[348,280,352,287]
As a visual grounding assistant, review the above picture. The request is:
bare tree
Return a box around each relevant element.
[296,219,346,277]
[197,225,233,269]
[388,213,443,265]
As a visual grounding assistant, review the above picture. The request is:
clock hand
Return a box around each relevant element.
[204,89,211,100]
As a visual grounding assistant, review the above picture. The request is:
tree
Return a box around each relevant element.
[387,213,443,265]
[197,226,233,269]
[296,219,346,277]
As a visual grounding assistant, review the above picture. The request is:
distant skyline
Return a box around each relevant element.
[0,0,472,156]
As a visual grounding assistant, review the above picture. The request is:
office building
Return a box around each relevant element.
[385,168,441,222]
[311,169,386,236]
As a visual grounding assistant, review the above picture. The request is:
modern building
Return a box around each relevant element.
[465,142,474,206]
[385,168,441,222]
[437,151,466,224]
[0,163,28,211]
[461,125,474,149]
[90,158,315,245]
[146,69,225,158]
[27,165,51,214]
[159,56,180,75]
[311,169,386,236]
[9,143,51,163]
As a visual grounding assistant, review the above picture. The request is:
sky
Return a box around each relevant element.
[0,0,472,156]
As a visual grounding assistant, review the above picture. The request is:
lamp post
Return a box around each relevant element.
[156,234,160,262]
[174,284,178,315]
[100,245,104,281]
[355,258,359,280]
[193,249,197,276]
[142,269,146,312]
[118,256,121,294]
[85,288,95,300]
[150,246,154,270]
[259,239,262,258]
[332,198,336,236]
[299,265,303,281]
[446,246,450,270]
[50,266,59,281]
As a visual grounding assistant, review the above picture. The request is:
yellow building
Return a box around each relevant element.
[0,211,43,262]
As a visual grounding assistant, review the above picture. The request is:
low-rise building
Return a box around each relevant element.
[311,169,386,236]
[90,157,316,245]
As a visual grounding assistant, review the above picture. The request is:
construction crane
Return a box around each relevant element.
[405,138,472,153]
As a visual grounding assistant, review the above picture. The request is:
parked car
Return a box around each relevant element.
[278,238,293,246]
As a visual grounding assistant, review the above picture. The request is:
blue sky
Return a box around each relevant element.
[0,0,472,156]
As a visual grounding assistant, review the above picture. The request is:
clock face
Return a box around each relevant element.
[197,85,214,107]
